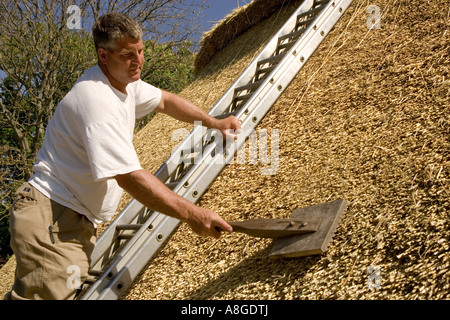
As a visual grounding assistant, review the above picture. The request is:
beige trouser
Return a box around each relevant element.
[7,182,96,300]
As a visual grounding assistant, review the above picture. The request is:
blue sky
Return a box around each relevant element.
[204,0,251,26]
[201,0,250,31]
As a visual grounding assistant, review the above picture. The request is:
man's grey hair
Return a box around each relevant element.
[92,12,143,52]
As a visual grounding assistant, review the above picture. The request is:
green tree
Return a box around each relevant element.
[0,0,203,262]
[136,40,196,131]
[0,2,97,259]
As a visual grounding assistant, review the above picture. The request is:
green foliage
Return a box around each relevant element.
[0,26,97,262]
[136,40,196,131]
[142,40,195,92]
[0,10,196,262]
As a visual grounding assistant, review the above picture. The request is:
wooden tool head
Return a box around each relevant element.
[269,199,348,258]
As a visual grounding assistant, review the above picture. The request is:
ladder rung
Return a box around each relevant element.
[88,269,103,277]
[116,224,142,231]
[234,79,264,94]
[257,52,287,67]
[214,110,238,120]
[314,0,330,6]
[278,29,303,44]
[256,64,277,77]
[165,181,180,189]
[234,92,254,102]
[171,162,192,183]
[276,40,296,52]
[83,277,98,285]
[296,16,316,29]
[181,153,199,165]
[181,142,211,158]
[297,4,324,21]
[118,234,134,240]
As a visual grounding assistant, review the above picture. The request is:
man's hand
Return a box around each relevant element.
[185,206,233,239]
[155,90,242,140]
[214,116,242,140]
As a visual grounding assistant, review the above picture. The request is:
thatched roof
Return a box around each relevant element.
[123,0,449,299]
[1,0,448,300]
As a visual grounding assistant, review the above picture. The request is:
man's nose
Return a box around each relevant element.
[136,52,144,65]
[132,52,143,65]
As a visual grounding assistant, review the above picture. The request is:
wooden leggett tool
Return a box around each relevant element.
[222,199,349,258]
[227,219,321,238]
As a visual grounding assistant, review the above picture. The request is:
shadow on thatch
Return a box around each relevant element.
[185,246,321,300]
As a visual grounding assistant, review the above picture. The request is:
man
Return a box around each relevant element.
[7,12,239,300]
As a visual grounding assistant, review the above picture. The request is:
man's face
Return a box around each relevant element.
[100,37,145,89]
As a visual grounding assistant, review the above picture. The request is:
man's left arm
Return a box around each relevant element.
[154,90,241,138]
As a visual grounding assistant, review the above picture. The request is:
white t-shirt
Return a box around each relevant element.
[29,64,162,226]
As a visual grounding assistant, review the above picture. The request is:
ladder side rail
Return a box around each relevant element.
[84,214,179,300]
[90,125,209,268]
[96,218,180,300]
[90,200,146,269]
[81,138,224,298]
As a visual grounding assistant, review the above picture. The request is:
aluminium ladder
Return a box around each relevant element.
[78,0,353,300]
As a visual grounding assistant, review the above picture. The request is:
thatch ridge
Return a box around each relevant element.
[194,0,297,75]
[124,0,449,300]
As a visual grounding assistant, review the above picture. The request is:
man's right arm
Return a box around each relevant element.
[114,169,232,238]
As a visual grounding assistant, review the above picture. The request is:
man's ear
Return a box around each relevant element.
[97,48,108,65]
